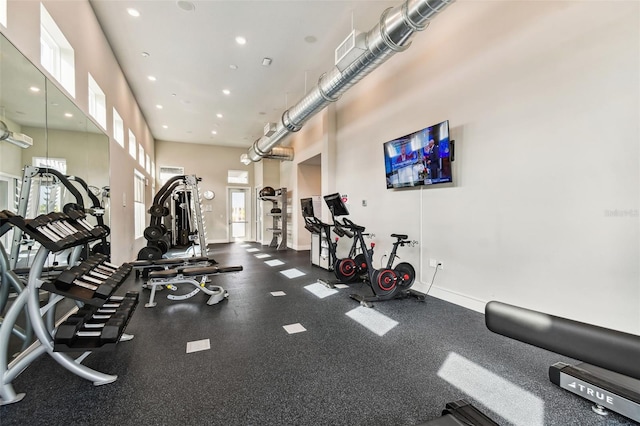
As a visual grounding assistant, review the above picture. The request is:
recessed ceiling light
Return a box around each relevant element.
[156,104,163,109]
[235,36,247,45]
[64,113,73,118]
[229,64,238,70]
[176,1,195,12]
[127,8,140,17]
[29,86,40,92]
[148,76,157,81]
[216,113,223,118]
[141,52,150,57]
[162,125,168,129]
[171,93,177,97]
[211,130,217,135]
[262,58,272,67]
[222,89,230,95]
[304,35,317,43]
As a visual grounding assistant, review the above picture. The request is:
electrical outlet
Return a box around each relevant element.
[429,258,438,268]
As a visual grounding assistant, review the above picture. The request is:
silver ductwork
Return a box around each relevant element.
[245,0,454,163]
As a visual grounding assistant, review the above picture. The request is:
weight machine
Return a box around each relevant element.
[9,166,110,270]
[138,175,209,260]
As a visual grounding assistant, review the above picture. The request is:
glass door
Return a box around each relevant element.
[228,188,249,242]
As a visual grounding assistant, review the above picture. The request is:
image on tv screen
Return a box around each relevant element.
[383,120,452,189]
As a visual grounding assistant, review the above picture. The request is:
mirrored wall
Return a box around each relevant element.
[0,32,110,263]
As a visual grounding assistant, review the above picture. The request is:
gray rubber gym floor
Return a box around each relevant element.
[0,242,636,425]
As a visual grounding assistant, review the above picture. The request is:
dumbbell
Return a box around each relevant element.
[63,207,95,232]
[55,316,126,345]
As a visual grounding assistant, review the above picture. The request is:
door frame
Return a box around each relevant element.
[226,186,251,242]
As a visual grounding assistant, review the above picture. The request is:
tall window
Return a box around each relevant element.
[113,108,124,147]
[134,170,146,239]
[88,73,106,129]
[0,0,7,27]
[128,129,136,159]
[138,145,145,168]
[40,4,75,97]
[145,154,151,174]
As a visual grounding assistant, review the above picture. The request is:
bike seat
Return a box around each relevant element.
[391,233,408,240]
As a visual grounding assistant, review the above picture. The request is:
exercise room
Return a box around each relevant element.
[0,1,638,425]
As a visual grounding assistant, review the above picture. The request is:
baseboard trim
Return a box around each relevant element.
[413,283,487,314]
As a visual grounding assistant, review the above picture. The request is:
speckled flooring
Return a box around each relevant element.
[0,242,636,425]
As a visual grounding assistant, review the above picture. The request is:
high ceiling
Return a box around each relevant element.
[89,0,400,149]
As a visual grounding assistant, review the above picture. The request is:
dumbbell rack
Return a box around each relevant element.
[0,210,137,405]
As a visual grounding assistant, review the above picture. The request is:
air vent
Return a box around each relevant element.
[335,30,366,72]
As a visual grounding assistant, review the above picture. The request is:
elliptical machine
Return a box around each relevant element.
[323,193,422,307]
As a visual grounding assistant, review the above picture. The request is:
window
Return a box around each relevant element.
[32,157,67,174]
[151,161,156,179]
[128,129,136,159]
[159,166,184,185]
[228,170,249,184]
[138,145,145,168]
[0,0,7,27]
[145,154,151,174]
[113,108,124,147]
[88,73,106,129]
[134,170,146,239]
[40,4,75,97]
[32,157,68,214]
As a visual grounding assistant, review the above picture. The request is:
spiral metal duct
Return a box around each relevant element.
[245,0,454,163]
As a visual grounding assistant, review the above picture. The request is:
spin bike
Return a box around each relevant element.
[332,218,370,283]
[322,193,371,284]
[340,217,420,306]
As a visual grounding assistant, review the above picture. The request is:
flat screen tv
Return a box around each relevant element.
[383,120,452,189]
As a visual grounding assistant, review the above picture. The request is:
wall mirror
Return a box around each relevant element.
[0,32,109,355]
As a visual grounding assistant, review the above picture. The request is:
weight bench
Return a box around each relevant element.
[144,265,242,308]
[129,256,216,280]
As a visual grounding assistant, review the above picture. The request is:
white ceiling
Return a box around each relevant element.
[89,0,401,150]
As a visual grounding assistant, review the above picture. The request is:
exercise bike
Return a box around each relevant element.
[341,217,419,306]
[323,193,422,306]
[322,193,371,284]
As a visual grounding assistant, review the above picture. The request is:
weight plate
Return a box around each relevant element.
[137,245,162,260]
[156,239,169,254]
[143,225,164,241]
[149,204,165,218]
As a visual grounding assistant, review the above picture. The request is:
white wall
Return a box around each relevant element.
[332,1,639,333]
[279,1,639,334]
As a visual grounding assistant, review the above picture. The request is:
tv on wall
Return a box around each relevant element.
[383,120,452,189]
